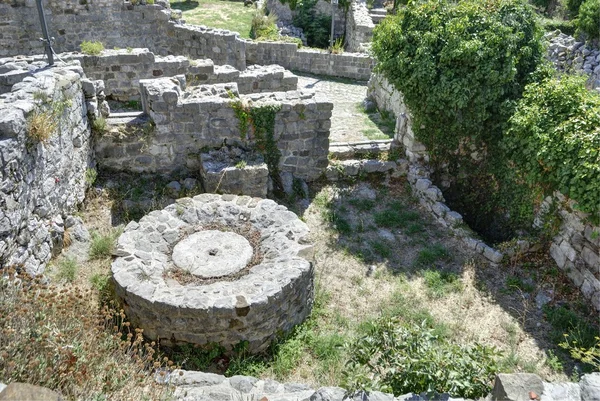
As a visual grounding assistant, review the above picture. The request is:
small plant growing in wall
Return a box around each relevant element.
[228,92,284,195]
[27,91,71,146]
[91,117,107,134]
[79,40,105,55]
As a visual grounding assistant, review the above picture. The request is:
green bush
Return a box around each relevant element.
[371,0,544,162]
[504,74,600,215]
[529,0,551,10]
[292,0,332,48]
[567,0,584,16]
[79,41,104,55]
[541,18,577,35]
[344,319,500,398]
[251,11,279,40]
[576,0,600,39]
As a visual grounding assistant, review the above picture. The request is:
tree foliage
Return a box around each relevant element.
[576,0,600,39]
[371,0,544,162]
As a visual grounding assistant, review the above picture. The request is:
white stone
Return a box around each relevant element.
[171,231,253,278]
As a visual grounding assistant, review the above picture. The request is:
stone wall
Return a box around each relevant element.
[4,49,299,101]
[345,0,374,53]
[0,1,246,70]
[95,78,332,181]
[0,60,92,274]
[367,72,600,312]
[544,194,600,311]
[0,0,373,81]
[245,42,374,80]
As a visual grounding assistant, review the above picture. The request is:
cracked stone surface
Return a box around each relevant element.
[111,194,315,352]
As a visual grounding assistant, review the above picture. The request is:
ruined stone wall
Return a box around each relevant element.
[345,0,374,53]
[0,60,92,274]
[367,72,600,312]
[1,1,372,80]
[0,1,245,70]
[95,78,332,181]
[245,42,374,80]
[544,195,600,311]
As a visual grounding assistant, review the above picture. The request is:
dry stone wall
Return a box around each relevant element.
[0,60,92,273]
[95,77,332,181]
[367,72,600,312]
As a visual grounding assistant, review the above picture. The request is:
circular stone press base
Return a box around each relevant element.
[171,230,253,278]
[112,194,315,353]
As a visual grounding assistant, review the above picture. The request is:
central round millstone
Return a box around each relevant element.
[172,230,253,278]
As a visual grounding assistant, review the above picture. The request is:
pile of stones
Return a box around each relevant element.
[546,31,600,90]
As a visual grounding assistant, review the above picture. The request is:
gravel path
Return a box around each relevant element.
[296,73,387,144]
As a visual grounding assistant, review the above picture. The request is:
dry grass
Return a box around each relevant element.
[0,268,177,400]
[27,110,57,144]
[252,180,572,387]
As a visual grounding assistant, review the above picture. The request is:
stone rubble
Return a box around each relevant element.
[546,31,600,91]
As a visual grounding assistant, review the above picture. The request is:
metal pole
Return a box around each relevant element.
[35,0,54,65]
[330,0,335,50]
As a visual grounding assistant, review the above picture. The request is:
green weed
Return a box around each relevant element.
[80,41,104,55]
[56,257,78,282]
[89,230,119,260]
[422,270,462,298]
[413,244,450,267]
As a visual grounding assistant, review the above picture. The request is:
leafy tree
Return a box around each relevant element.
[577,0,600,39]
[371,0,544,163]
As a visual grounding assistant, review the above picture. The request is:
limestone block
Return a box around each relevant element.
[492,373,544,401]
[580,373,600,401]
[0,383,63,401]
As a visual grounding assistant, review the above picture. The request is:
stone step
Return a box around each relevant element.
[329,139,392,160]
[325,157,408,181]
[106,111,150,126]
[369,8,388,16]
[370,14,387,24]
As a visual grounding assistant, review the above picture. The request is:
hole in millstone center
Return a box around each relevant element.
[208,248,219,256]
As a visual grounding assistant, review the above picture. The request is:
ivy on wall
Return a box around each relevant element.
[230,97,284,195]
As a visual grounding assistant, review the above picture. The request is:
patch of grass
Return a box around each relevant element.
[169,0,255,39]
[413,244,450,267]
[504,276,535,294]
[544,305,599,354]
[332,214,352,235]
[422,270,462,298]
[166,343,224,371]
[348,198,376,212]
[80,40,104,55]
[90,273,112,299]
[91,117,107,134]
[544,349,564,374]
[373,209,420,229]
[370,240,392,259]
[55,257,78,282]
[89,230,119,260]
